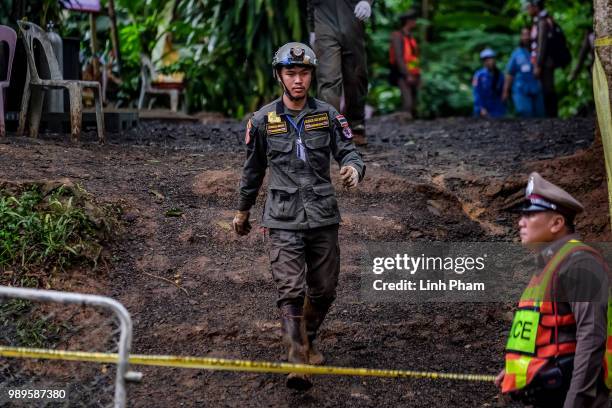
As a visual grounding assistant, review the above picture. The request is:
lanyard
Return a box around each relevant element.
[285,115,307,162]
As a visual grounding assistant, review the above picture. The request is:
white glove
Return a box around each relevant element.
[309,32,316,47]
[340,165,359,189]
[354,1,371,21]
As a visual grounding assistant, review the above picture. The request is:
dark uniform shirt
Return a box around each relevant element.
[238,96,365,230]
[536,234,609,408]
[531,9,554,69]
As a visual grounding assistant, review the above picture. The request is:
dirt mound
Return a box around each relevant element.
[525,136,610,241]
[0,115,604,407]
[0,177,76,195]
[193,169,240,199]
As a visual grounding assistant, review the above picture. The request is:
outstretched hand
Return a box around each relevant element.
[354,1,371,21]
[340,166,359,189]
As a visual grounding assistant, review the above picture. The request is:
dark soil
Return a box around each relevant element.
[0,115,608,407]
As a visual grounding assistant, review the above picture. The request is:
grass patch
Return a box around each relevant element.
[0,181,120,284]
[0,299,65,348]
[0,181,120,347]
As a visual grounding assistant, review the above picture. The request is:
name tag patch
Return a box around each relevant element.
[267,121,288,135]
[304,113,329,131]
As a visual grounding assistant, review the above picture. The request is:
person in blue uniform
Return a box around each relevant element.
[502,28,545,118]
[472,48,505,118]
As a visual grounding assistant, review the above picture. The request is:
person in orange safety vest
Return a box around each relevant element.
[389,10,421,119]
[494,172,611,407]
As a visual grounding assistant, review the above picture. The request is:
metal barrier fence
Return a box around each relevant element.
[0,286,141,408]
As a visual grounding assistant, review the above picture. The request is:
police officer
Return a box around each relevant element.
[525,0,559,117]
[472,48,505,118]
[495,172,611,407]
[232,42,365,391]
[307,0,372,146]
[502,27,545,118]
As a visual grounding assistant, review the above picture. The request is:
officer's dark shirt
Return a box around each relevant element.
[238,96,365,230]
[535,234,609,407]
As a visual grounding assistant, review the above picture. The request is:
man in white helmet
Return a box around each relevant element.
[233,42,366,390]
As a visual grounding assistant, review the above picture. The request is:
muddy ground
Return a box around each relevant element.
[0,115,609,407]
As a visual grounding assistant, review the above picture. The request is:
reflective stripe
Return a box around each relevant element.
[540,314,576,327]
[389,35,420,75]
[505,355,531,389]
[535,342,576,358]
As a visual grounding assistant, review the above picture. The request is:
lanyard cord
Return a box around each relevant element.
[285,115,304,138]
[285,115,306,161]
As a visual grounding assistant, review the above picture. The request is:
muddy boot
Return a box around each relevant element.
[280,303,313,391]
[352,124,367,146]
[303,297,330,365]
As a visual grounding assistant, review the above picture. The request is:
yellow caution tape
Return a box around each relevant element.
[595,36,612,47]
[0,345,495,383]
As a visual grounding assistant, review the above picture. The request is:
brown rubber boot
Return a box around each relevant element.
[352,124,367,146]
[303,297,330,365]
[280,303,313,391]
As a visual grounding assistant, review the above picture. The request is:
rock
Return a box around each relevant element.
[410,230,424,239]
[350,386,372,401]
[124,212,138,223]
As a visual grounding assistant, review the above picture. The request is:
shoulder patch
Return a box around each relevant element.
[267,121,288,135]
[304,113,329,131]
[335,114,352,140]
[245,119,252,144]
[336,114,349,128]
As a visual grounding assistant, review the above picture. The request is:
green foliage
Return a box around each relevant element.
[419,30,516,117]
[0,0,64,28]
[368,0,594,118]
[368,0,515,117]
[0,184,113,275]
[510,0,594,117]
[57,0,307,115]
[14,0,594,118]
[169,0,306,116]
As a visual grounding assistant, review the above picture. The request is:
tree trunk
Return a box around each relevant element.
[593,0,612,229]
[421,0,433,43]
[593,1,612,149]
[594,0,612,103]
[90,13,99,81]
[107,0,122,73]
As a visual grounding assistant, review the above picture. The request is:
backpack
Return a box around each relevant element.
[547,21,572,69]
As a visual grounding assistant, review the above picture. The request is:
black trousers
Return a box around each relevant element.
[398,77,418,117]
[315,28,368,129]
[540,64,558,118]
[268,225,340,308]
